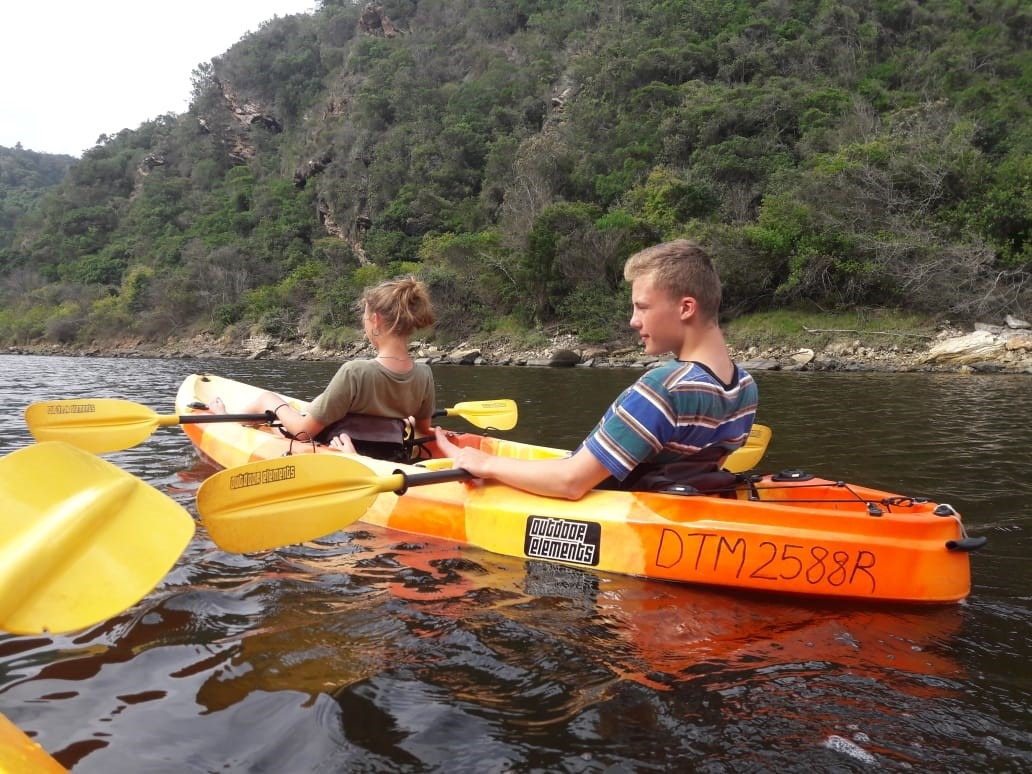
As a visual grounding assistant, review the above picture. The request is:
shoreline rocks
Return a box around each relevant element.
[5,319,1032,375]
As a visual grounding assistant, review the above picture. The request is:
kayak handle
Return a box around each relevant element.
[945,536,987,552]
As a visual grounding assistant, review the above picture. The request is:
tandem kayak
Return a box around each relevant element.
[176,373,982,604]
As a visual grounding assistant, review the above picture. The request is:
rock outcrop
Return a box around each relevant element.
[920,317,1032,370]
[359,4,399,37]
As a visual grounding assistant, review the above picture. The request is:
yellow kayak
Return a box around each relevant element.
[176,373,981,604]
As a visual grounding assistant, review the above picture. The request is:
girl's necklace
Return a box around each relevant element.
[377,354,411,362]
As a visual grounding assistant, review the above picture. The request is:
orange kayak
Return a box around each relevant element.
[176,373,982,604]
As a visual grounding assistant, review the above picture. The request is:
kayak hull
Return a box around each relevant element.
[176,373,975,603]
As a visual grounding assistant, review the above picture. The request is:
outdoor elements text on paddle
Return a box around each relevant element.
[0,442,194,635]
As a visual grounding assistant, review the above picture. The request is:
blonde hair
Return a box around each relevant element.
[624,239,722,321]
[362,275,436,335]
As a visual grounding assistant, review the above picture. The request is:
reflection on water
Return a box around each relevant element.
[1,355,1029,771]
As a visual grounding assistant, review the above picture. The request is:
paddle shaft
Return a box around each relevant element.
[392,466,473,494]
[178,405,506,427]
[169,412,273,427]
[27,394,517,456]
[183,408,498,426]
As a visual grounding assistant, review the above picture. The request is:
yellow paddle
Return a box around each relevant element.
[197,423,772,553]
[725,423,772,473]
[196,455,471,553]
[433,399,517,431]
[0,712,66,773]
[0,442,195,635]
[24,398,274,455]
[25,397,518,455]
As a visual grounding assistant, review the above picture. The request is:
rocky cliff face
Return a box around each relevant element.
[359,3,399,37]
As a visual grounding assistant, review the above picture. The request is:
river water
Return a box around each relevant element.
[0,354,1029,772]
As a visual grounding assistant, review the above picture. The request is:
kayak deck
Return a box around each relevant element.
[175,373,978,603]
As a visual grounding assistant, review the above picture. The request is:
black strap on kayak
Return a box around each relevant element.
[285,433,317,455]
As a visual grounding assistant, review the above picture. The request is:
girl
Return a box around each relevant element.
[220,275,436,458]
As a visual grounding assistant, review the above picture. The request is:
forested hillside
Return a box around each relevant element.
[0,0,1028,349]
[0,146,75,250]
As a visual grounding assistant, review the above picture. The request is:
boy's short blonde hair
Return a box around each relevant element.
[623,239,722,320]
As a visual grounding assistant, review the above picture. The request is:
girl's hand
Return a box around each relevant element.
[328,433,357,453]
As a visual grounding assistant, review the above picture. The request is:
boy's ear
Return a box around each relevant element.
[679,296,697,320]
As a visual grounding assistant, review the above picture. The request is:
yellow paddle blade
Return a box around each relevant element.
[724,423,772,473]
[0,713,66,773]
[438,399,518,431]
[25,398,272,454]
[196,455,406,554]
[25,398,164,454]
[0,442,195,635]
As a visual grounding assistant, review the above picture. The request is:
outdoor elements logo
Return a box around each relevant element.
[524,516,601,566]
[229,464,296,489]
[48,403,96,414]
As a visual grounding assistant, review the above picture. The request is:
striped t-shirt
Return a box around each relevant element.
[581,360,758,481]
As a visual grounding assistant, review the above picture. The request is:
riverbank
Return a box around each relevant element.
[5,317,1031,374]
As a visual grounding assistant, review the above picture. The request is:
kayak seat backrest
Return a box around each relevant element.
[315,414,415,463]
[621,445,740,494]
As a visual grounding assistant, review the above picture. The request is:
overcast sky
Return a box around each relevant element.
[1,1,317,157]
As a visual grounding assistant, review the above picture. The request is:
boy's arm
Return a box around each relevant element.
[434,428,611,500]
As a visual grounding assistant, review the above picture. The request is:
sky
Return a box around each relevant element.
[1,1,317,157]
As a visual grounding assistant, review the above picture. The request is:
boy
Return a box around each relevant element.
[435,239,758,498]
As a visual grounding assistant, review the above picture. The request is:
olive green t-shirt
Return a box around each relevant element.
[307,359,435,424]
